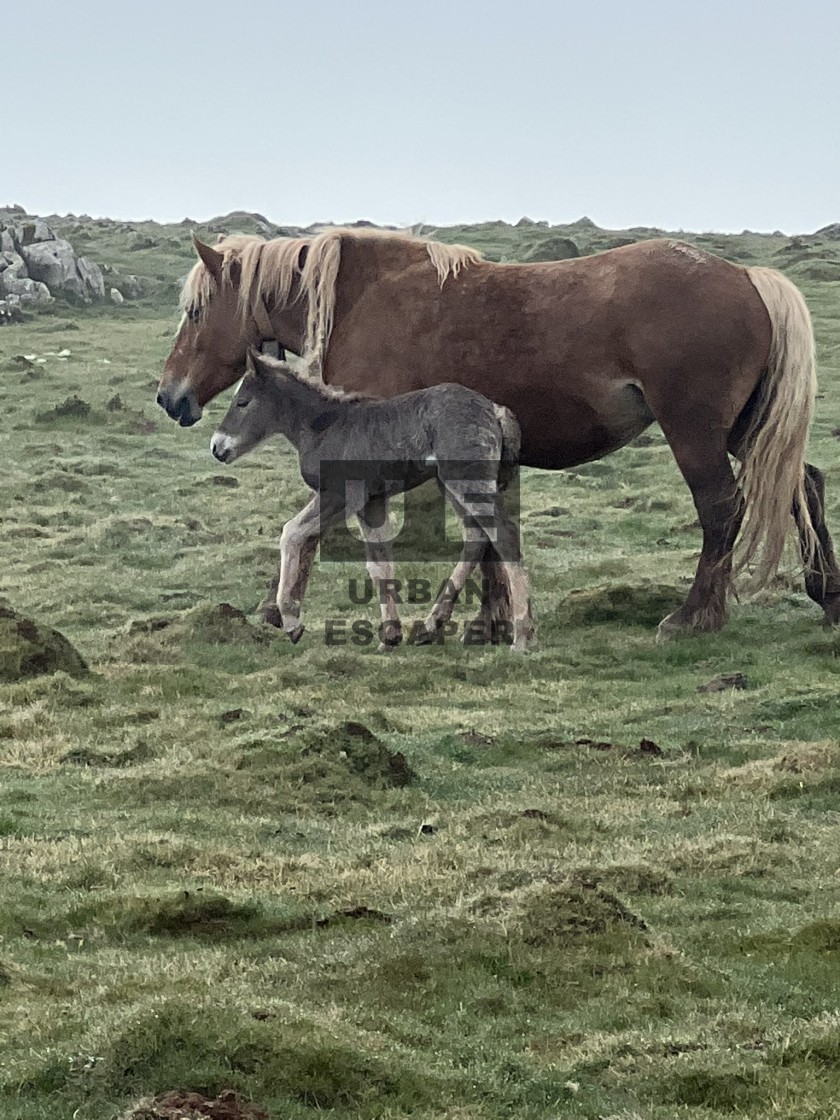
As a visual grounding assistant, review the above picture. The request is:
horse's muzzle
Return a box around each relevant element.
[156,388,201,427]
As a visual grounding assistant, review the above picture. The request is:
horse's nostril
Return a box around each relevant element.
[156,391,166,408]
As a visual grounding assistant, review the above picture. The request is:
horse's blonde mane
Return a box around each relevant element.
[182,227,483,369]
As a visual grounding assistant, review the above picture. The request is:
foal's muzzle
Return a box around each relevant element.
[210,432,236,462]
[156,388,202,427]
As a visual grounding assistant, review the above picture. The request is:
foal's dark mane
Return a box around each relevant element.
[260,356,375,405]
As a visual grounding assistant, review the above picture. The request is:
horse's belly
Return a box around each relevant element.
[517,383,654,470]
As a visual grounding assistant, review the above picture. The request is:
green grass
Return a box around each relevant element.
[1,214,840,1119]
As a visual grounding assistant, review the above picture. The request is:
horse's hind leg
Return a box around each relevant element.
[492,507,534,653]
[357,496,403,651]
[655,435,743,640]
[795,463,840,625]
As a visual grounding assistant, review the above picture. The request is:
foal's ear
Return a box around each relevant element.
[192,235,224,281]
[246,346,268,380]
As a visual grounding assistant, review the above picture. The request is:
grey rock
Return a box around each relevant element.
[31,218,55,243]
[110,287,124,304]
[0,274,51,303]
[22,239,104,301]
[120,274,143,299]
[0,250,28,280]
[76,256,105,299]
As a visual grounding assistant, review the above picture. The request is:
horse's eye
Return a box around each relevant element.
[236,397,250,408]
[188,306,201,323]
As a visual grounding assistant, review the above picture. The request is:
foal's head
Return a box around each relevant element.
[210,351,280,464]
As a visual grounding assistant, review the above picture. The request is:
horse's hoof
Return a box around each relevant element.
[287,625,305,645]
[656,611,685,642]
[821,597,840,626]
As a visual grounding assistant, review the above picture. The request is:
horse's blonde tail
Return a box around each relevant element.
[494,403,521,491]
[736,266,819,586]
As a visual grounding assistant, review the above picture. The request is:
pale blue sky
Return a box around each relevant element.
[7,0,839,233]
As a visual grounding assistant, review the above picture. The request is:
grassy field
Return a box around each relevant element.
[1,214,840,1120]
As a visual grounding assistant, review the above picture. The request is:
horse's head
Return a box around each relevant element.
[157,234,310,425]
[157,236,253,425]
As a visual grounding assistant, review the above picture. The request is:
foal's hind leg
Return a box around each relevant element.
[655,437,743,640]
[415,486,486,642]
[357,496,403,651]
[465,546,513,645]
[795,463,840,625]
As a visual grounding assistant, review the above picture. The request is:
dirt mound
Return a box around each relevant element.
[120,1089,268,1120]
[555,583,683,627]
[0,599,88,681]
[238,720,416,812]
[516,884,648,946]
[301,720,416,789]
[122,603,280,661]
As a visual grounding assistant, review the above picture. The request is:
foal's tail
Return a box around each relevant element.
[737,266,819,586]
[494,403,521,491]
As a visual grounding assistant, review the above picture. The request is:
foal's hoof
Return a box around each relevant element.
[261,604,283,628]
[412,622,439,646]
[286,625,305,645]
[378,627,405,654]
[462,621,490,646]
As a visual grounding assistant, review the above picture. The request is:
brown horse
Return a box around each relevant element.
[157,228,840,638]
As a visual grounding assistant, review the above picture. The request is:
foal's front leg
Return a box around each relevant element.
[276,495,325,643]
[357,496,402,652]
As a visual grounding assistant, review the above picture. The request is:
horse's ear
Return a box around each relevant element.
[297,244,309,271]
[192,235,224,280]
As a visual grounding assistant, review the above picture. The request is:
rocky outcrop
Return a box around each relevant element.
[21,239,105,301]
[523,235,580,262]
[0,209,104,320]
